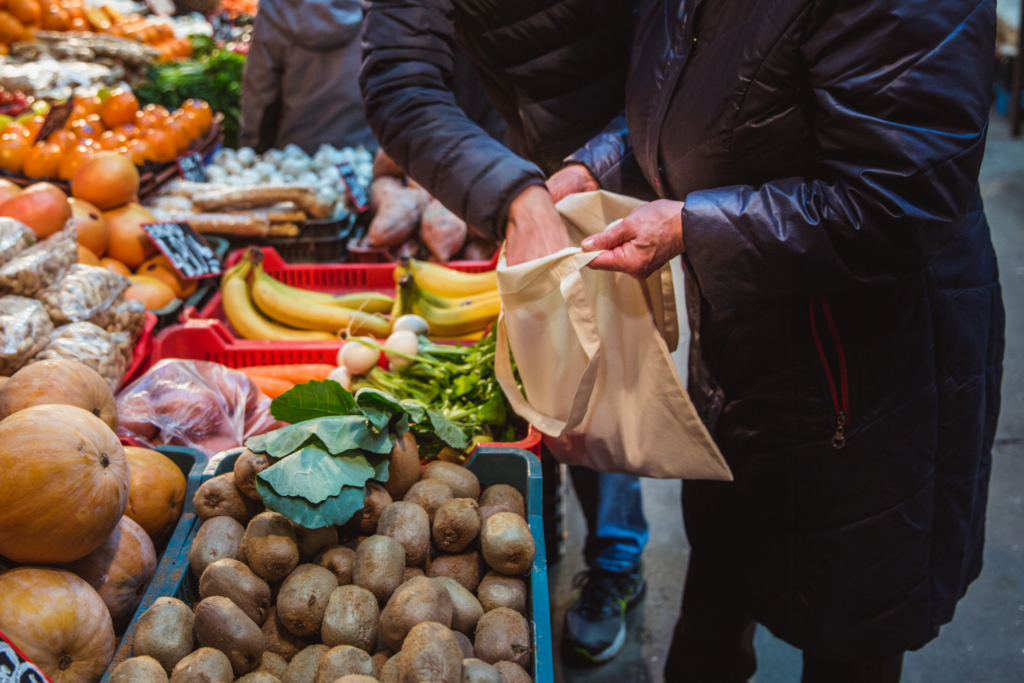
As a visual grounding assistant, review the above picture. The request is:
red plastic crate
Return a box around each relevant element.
[121,311,159,389]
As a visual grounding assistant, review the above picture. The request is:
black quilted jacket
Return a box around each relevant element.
[570,0,1005,660]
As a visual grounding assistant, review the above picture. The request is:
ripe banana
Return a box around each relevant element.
[220,262,335,342]
[408,259,498,298]
[260,274,395,314]
[410,290,501,337]
[412,283,501,310]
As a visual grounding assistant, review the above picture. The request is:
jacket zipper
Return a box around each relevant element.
[809,297,850,449]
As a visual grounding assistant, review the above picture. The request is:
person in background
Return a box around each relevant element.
[359,0,650,663]
[240,0,376,153]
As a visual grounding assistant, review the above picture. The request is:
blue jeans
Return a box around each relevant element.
[570,466,649,574]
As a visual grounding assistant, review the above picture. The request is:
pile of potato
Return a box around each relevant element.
[109,440,537,683]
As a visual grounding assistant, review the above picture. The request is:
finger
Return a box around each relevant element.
[586,244,644,279]
[581,218,633,252]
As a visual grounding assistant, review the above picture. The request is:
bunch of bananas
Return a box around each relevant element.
[392,259,500,339]
[222,250,394,341]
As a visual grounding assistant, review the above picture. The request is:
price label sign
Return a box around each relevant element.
[142,223,224,280]
[337,162,369,213]
[177,152,207,182]
[0,631,52,683]
[34,101,74,144]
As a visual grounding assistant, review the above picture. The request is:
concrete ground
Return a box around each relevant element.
[546,111,1024,683]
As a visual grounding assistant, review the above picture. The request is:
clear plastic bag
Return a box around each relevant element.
[0,225,77,297]
[0,296,54,376]
[0,218,36,268]
[116,360,279,456]
[106,298,147,342]
[36,264,130,326]
[32,321,126,392]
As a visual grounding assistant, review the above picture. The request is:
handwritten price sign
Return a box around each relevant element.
[142,223,223,280]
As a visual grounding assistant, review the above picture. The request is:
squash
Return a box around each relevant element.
[62,516,157,627]
[0,359,117,431]
[0,567,115,683]
[124,446,186,545]
[0,404,129,564]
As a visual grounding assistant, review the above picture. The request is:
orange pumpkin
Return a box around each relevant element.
[0,568,115,683]
[0,404,129,564]
[0,359,118,430]
[124,446,186,544]
[62,516,157,627]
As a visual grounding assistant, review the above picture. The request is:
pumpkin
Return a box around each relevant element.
[0,359,117,430]
[124,446,186,544]
[0,404,129,564]
[0,567,115,683]
[62,516,157,627]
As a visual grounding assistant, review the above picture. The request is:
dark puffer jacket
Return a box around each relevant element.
[359,0,633,239]
[571,0,1004,661]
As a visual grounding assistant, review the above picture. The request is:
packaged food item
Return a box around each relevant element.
[0,297,54,376]
[0,219,36,268]
[0,226,78,297]
[106,299,147,342]
[32,322,126,393]
[36,265,130,326]
[116,360,279,456]
[421,199,468,262]
[109,330,134,365]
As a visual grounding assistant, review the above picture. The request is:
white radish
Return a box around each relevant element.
[327,366,352,391]
[392,314,429,336]
[340,339,381,375]
[384,330,419,370]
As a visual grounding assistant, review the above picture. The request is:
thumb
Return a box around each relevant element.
[581,219,632,252]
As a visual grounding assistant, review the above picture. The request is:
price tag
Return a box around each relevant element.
[0,631,52,683]
[34,101,74,144]
[176,152,207,182]
[142,223,224,280]
[337,162,369,213]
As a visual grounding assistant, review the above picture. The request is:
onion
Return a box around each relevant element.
[385,330,420,370]
[392,314,429,336]
[327,366,352,391]
[340,339,381,375]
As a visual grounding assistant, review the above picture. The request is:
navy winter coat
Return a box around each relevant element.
[571,0,1005,661]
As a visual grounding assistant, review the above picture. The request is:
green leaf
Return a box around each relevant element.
[427,408,469,449]
[452,372,480,399]
[355,388,405,430]
[257,446,377,503]
[477,393,507,426]
[245,416,391,457]
[270,380,356,424]
[256,478,366,529]
[366,452,390,483]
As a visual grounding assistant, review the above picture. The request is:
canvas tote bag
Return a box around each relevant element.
[494,191,732,480]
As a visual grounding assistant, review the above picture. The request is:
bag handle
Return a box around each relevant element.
[494,253,603,437]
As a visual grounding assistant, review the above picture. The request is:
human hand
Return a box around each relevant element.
[581,199,685,279]
[504,185,572,266]
[546,164,599,204]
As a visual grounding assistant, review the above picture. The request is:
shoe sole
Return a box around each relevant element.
[571,620,627,664]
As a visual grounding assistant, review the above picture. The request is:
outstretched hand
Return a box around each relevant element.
[504,185,572,266]
[581,200,685,279]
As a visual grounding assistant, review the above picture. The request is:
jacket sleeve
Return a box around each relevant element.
[566,114,658,201]
[239,14,284,151]
[359,0,545,240]
[681,0,995,311]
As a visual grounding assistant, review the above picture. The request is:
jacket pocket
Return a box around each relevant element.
[809,296,850,449]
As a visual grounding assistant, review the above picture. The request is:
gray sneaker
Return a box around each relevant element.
[563,567,646,664]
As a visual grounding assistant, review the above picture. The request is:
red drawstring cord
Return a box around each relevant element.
[809,297,850,449]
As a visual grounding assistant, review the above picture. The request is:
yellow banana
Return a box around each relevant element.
[220,262,335,342]
[411,292,501,337]
[408,259,498,298]
[258,270,395,314]
[413,284,501,310]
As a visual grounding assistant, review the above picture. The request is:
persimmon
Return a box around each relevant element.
[76,96,102,117]
[183,99,213,134]
[100,90,138,129]
[22,142,64,179]
[124,138,148,165]
[58,144,93,181]
[143,128,175,163]
[8,0,41,26]
[70,118,102,139]
[141,104,169,127]
[46,129,76,150]
[0,134,29,173]
[3,122,31,140]
[22,116,44,139]
[39,4,67,31]
[114,123,141,140]
[0,10,25,43]
[97,131,127,150]
[162,119,189,153]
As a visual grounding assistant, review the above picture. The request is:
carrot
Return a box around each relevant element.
[239,364,336,383]
[249,375,295,398]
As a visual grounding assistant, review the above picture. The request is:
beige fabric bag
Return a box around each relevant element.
[494,191,731,480]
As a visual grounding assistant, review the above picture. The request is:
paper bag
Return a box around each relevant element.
[494,191,731,480]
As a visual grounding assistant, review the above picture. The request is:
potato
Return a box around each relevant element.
[352,534,405,605]
[434,576,483,635]
[195,473,262,523]
[371,652,390,677]
[169,648,234,683]
[314,546,355,585]
[403,479,453,523]
[377,501,430,566]
[134,596,194,673]
[432,498,480,554]
[494,661,531,683]
[199,558,272,626]
[426,551,482,592]
[315,646,374,683]
[454,632,474,659]
[474,608,531,668]
[244,512,300,582]
[111,656,168,683]
[292,523,338,563]
[236,674,280,683]
[384,432,420,500]
[261,606,308,662]
[281,645,328,683]
[422,461,480,499]
[399,622,463,683]
[476,572,527,615]
[234,449,270,501]
[194,596,266,676]
[321,584,379,652]
[479,485,525,518]
[379,653,400,683]
[403,566,424,583]
[378,576,453,651]
[461,659,504,683]
[479,505,512,528]
[277,564,338,636]
[189,516,245,578]
[480,513,535,576]
[358,482,392,535]
[256,652,288,679]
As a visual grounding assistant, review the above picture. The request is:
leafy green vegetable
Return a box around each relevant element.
[270,380,357,424]
[245,415,391,458]
[258,446,379,503]
[256,477,366,529]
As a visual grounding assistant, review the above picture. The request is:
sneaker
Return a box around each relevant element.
[563,567,646,664]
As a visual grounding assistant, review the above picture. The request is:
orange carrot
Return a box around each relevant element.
[239,364,336,384]
[249,375,295,398]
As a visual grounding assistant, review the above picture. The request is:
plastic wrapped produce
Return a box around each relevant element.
[36,265,130,326]
[0,219,36,268]
[421,199,468,262]
[0,297,54,376]
[0,226,77,297]
[116,360,280,456]
[32,322,126,393]
[109,330,134,365]
[107,299,147,342]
